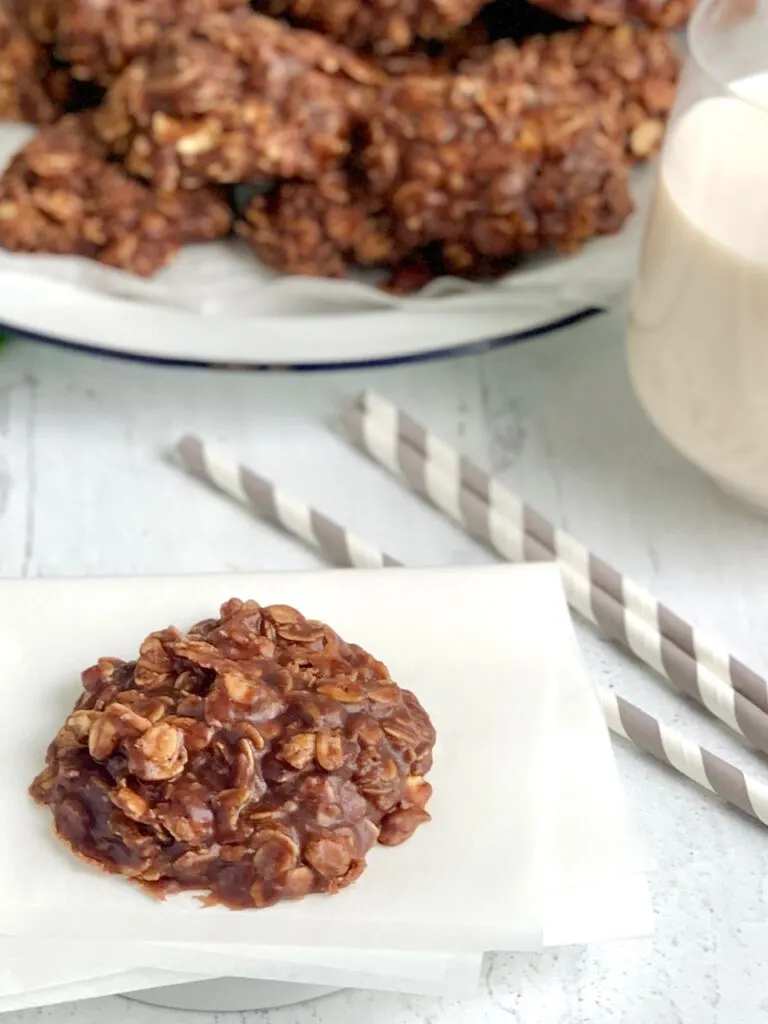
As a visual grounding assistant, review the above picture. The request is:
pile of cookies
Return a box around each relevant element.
[0,0,684,288]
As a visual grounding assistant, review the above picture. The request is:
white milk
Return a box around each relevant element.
[627,73,768,509]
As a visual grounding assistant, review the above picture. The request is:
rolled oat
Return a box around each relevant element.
[30,598,436,909]
[0,114,232,274]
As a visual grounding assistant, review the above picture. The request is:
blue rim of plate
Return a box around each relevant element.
[0,306,602,372]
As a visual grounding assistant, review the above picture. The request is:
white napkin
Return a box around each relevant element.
[0,971,216,1013]
[0,942,484,1002]
[0,565,650,1011]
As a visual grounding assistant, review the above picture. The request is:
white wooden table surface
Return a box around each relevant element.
[2,305,768,1024]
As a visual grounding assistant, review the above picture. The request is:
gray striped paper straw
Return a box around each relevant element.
[341,398,768,759]
[174,435,399,570]
[356,389,768,717]
[599,690,768,826]
[171,436,768,828]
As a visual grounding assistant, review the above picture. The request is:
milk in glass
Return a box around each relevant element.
[627,73,768,508]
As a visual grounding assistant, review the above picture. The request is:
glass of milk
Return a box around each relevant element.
[626,0,768,511]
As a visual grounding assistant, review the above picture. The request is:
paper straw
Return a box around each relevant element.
[173,434,768,829]
[174,435,399,570]
[341,399,768,759]
[599,689,768,825]
[354,389,768,717]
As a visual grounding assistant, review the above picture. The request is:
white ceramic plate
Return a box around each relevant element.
[127,978,336,1012]
[0,121,648,369]
[0,270,600,371]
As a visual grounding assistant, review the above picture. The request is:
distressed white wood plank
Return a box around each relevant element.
[2,308,768,1024]
[19,342,489,576]
[0,346,38,578]
[478,307,768,749]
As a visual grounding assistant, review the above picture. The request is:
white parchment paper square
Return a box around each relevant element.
[0,565,562,951]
